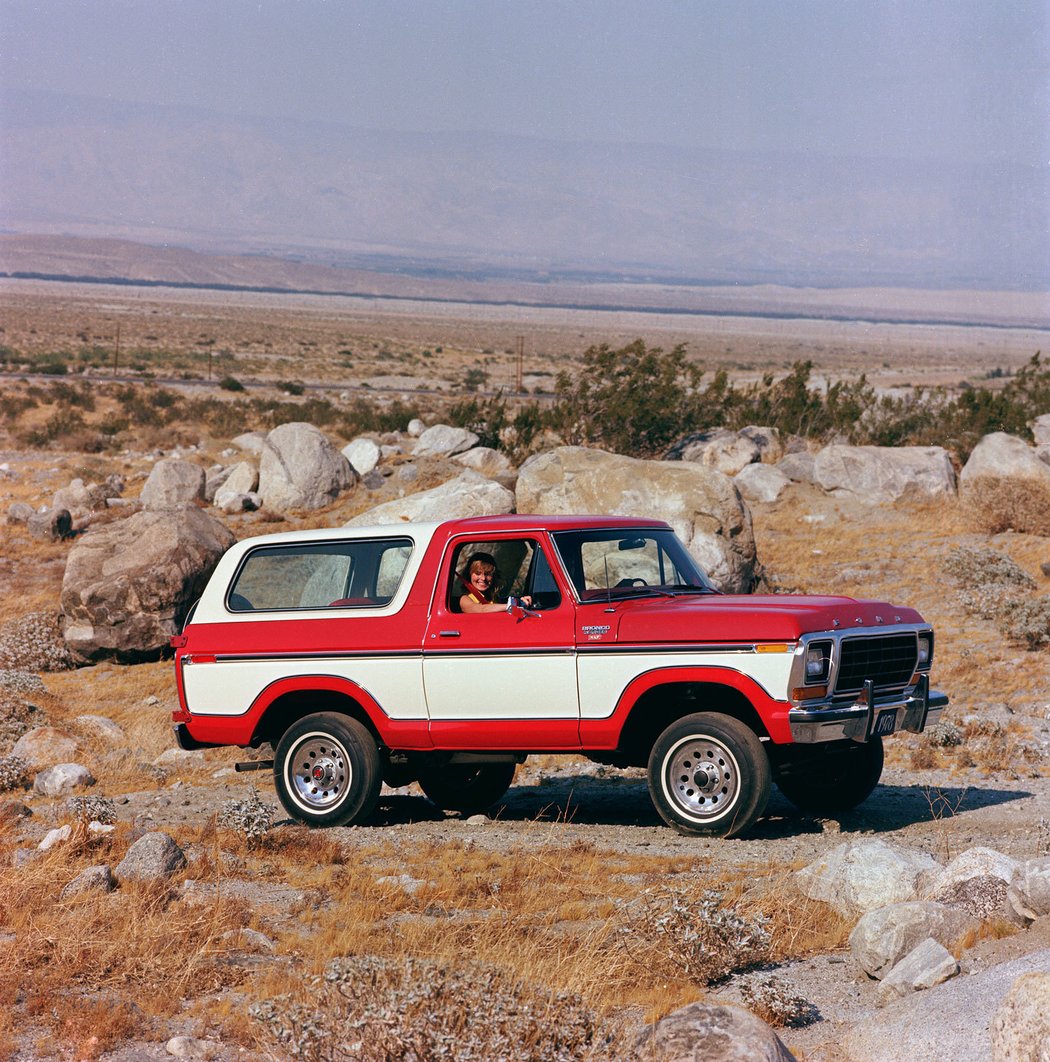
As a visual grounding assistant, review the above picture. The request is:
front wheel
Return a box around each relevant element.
[647,713,771,837]
[417,762,517,815]
[274,712,382,827]
[776,736,884,815]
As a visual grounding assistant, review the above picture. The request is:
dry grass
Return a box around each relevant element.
[965,477,1050,537]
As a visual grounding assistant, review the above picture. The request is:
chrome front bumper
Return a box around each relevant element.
[788,675,948,744]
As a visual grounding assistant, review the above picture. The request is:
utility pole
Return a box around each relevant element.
[113,323,121,377]
[515,335,524,393]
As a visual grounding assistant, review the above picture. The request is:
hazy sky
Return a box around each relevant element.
[2,0,1047,164]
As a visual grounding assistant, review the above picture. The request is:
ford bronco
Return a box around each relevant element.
[171,515,947,837]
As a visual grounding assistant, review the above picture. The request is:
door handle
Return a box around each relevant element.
[439,630,461,637]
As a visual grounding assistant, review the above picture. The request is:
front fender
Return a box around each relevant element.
[579,664,793,748]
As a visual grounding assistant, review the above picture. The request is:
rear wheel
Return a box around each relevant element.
[274,712,381,827]
[776,736,884,814]
[417,762,517,815]
[647,713,770,837]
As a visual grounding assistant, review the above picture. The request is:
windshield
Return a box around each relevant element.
[551,528,715,600]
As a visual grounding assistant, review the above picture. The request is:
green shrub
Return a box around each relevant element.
[219,375,245,392]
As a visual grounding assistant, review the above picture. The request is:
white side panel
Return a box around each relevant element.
[577,652,794,719]
[423,655,578,719]
[182,657,426,718]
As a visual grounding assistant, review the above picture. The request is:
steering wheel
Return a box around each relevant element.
[614,578,648,588]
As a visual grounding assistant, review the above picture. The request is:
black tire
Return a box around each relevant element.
[647,713,771,837]
[273,712,381,827]
[417,762,517,815]
[776,736,884,814]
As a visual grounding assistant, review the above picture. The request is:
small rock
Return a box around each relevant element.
[220,927,276,953]
[60,864,117,899]
[115,831,187,882]
[33,762,96,797]
[39,824,73,850]
[0,799,31,824]
[12,726,79,770]
[849,901,979,979]
[165,1036,223,1059]
[878,938,959,1001]
[465,814,489,825]
[376,873,427,895]
[27,508,72,541]
[74,714,126,744]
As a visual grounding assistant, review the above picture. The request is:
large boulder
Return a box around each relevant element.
[11,726,78,770]
[992,971,1050,1060]
[961,432,1050,485]
[258,422,354,511]
[635,1002,796,1061]
[345,470,513,526]
[959,433,1050,533]
[671,428,762,476]
[795,840,941,915]
[139,459,206,511]
[841,949,1050,1062]
[811,445,957,503]
[516,446,757,592]
[61,507,235,663]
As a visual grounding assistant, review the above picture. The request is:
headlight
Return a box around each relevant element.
[917,634,931,668]
[805,642,831,683]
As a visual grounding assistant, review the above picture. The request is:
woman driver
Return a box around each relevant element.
[459,552,532,613]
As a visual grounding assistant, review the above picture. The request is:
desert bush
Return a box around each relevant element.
[249,954,618,1062]
[924,721,964,748]
[19,406,87,447]
[277,379,306,395]
[943,546,1035,589]
[964,477,1050,536]
[218,789,276,844]
[0,612,75,672]
[67,795,117,825]
[0,392,38,421]
[999,596,1050,649]
[624,887,771,986]
[219,375,245,392]
[0,755,31,791]
[548,340,719,457]
[739,977,818,1028]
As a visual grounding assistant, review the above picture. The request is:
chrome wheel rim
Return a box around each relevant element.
[287,732,351,812]
[662,734,740,822]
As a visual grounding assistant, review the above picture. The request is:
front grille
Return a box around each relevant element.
[835,634,917,697]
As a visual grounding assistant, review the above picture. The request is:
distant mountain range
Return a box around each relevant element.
[2,88,1047,290]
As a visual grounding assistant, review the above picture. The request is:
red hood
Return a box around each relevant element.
[608,594,926,643]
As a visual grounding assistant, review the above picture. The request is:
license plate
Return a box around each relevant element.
[874,709,897,736]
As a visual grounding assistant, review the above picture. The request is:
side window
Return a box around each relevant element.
[448,539,562,612]
[228,538,413,612]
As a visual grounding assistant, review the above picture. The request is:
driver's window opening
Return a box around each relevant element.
[551,529,712,599]
[448,539,562,613]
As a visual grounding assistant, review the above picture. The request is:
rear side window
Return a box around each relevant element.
[227,538,413,612]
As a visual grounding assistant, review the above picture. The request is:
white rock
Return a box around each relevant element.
[636,1001,796,1061]
[795,840,942,915]
[878,938,959,1001]
[406,418,425,437]
[165,1036,222,1059]
[33,762,96,797]
[345,470,513,526]
[735,463,791,503]
[849,901,979,979]
[342,437,382,476]
[454,446,515,480]
[74,714,125,744]
[412,424,479,457]
[812,444,957,503]
[991,971,1050,1061]
[516,446,758,593]
[258,422,354,511]
[140,459,207,511]
[39,824,73,850]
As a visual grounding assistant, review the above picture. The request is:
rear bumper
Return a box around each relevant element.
[788,676,948,744]
[172,723,225,752]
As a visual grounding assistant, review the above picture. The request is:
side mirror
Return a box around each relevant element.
[506,597,541,619]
